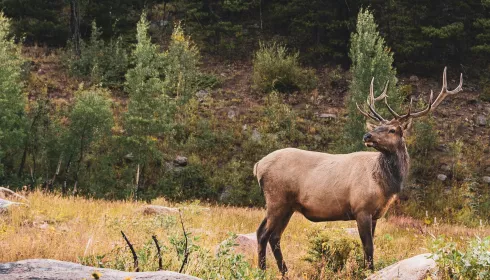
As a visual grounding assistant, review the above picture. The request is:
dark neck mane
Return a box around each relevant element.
[375,140,410,196]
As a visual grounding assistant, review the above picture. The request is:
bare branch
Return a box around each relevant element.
[178,210,189,274]
[152,235,163,271]
[121,231,139,272]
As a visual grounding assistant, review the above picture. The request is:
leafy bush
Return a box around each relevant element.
[407,113,438,179]
[0,12,27,181]
[341,8,400,153]
[431,236,490,280]
[304,229,365,279]
[68,21,129,87]
[65,87,114,194]
[253,42,317,93]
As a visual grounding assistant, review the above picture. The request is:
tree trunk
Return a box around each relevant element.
[70,0,81,57]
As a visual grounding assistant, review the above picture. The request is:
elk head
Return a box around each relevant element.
[357,67,463,153]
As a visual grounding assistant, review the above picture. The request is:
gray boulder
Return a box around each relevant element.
[216,233,272,259]
[139,205,180,216]
[0,259,201,280]
[0,187,28,202]
[0,199,26,214]
[366,253,438,280]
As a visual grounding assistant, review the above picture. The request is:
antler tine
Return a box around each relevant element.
[356,102,382,122]
[398,98,413,122]
[375,81,389,101]
[398,67,463,122]
[368,79,389,106]
[366,78,387,122]
[409,90,434,118]
[430,67,463,111]
[383,96,400,119]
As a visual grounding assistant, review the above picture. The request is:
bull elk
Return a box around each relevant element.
[254,67,463,275]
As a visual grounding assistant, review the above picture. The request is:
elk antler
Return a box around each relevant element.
[357,78,389,122]
[397,67,463,123]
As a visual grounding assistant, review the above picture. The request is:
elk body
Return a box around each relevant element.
[254,68,463,275]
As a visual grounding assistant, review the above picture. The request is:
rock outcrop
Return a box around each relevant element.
[366,253,438,280]
[216,233,272,259]
[139,205,180,216]
[0,259,201,280]
[0,187,27,202]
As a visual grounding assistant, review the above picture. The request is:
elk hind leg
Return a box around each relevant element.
[257,217,270,270]
[269,211,293,275]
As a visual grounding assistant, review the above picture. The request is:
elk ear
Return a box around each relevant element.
[401,119,413,137]
[402,119,413,131]
[366,122,376,131]
[397,125,404,137]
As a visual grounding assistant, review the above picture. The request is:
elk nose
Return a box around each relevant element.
[363,133,372,141]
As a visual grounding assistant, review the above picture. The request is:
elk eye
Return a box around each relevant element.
[389,129,396,133]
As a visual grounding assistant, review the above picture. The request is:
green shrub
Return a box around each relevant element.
[68,21,129,87]
[341,8,400,153]
[64,87,114,194]
[262,92,303,142]
[304,229,365,279]
[407,113,438,179]
[253,41,317,93]
[0,12,28,181]
[431,236,490,280]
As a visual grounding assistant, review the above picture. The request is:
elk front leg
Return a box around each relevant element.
[356,213,374,270]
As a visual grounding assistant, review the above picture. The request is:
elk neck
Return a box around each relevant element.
[375,140,410,196]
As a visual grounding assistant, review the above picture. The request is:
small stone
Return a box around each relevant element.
[409,75,419,82]
[436,144,448,152]
[344,228,358,235]
[475,115,487,126]
[440,164,451,172]
[437,174,447,181]
[195,89,208,102]
[483,176,490,184]
[319,113,337,119]
[37,68,45,75]
[174,156,188,167]
[485,166,490,173]
[227,109,237,119]
[251,129,261,142]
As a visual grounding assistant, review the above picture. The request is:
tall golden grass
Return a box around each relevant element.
[1,190,489,279]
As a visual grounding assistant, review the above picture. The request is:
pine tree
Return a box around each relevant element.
[124,13,175,198]
[342,8,400,153]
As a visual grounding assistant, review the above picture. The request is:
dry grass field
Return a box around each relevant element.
[1,190,490,279]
